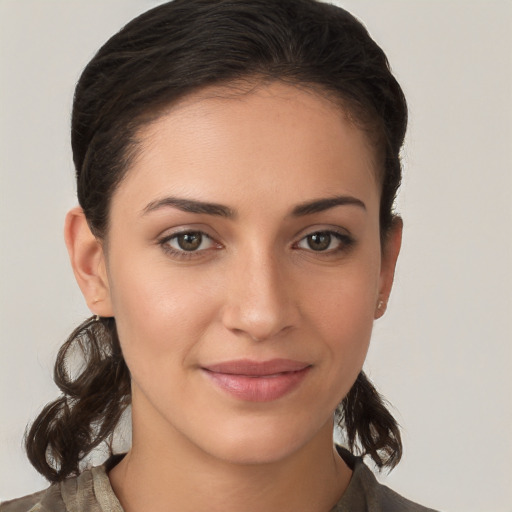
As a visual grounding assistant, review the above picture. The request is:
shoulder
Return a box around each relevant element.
[0,464,121,512]
[0,485,61,512]
[334,448,440,512]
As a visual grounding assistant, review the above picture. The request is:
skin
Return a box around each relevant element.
[65,82,402,512]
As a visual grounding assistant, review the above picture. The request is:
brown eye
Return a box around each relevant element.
[176,232,203,251]
[296,230,353,253]
[164,231,214,253]
[306,232,332,251]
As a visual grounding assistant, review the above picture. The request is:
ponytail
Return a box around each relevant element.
[25,316,130,482]
[338,371,403,469]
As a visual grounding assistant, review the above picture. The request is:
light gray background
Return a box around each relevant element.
[1,1,511,510]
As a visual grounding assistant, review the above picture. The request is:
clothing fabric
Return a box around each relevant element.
[1,449,438,512]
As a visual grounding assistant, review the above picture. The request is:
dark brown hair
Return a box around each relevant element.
[26,0,407,481]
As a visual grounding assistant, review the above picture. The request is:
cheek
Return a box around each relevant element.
[301,257,380,392]
[106,254,221,376]
[318,284,375,363]
[305,247,380,328]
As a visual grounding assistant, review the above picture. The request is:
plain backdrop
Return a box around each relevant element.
[1,1,511,510]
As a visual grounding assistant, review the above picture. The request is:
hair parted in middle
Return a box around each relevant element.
[25,0,407,482]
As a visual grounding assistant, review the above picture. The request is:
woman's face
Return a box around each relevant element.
[97,82,400,464]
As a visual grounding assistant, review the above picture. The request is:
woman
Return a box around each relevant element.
[1,0,438,510]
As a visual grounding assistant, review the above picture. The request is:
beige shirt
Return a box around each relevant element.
[1,450,438,512]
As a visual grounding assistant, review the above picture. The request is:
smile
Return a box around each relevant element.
[201,359,312,402]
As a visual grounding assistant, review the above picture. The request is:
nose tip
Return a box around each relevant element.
[225,307,292,342]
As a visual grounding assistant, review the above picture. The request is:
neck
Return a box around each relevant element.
[109,395,352,512]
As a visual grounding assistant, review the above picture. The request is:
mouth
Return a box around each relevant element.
[201,359,312,402]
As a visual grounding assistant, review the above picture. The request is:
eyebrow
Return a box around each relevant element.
[142,197,235,218]
[141,194,365,218]
[291,195,366,216]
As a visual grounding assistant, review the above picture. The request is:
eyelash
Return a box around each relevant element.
[294,230,354,255]
[158,229,354,260]
[158,231,219,260]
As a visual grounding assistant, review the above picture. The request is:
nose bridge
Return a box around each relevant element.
[222,242,296,341]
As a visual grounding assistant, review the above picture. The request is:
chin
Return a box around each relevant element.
[205,439,304,466]
[193,413,333,466]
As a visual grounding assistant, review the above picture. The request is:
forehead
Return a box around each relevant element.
[112,81,380,218]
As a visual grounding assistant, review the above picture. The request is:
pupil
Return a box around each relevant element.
[178,232,202,251]
[308,232,331,251]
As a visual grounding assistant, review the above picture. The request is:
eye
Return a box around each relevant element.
[160,231,217,255]
[296,230,353,253]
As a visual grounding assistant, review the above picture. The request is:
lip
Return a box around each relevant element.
[201,359,311,402]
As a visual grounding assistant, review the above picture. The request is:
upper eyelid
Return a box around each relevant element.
[160,230,217,247]
[157,226,220,242]
[293,224,352,241]
[162,229,211,239]
[295,229,353,245]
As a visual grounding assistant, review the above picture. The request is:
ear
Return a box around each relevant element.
[64,207,114,317]
[375,216,403,319]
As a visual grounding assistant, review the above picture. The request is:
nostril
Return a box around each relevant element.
[226,318,295,343]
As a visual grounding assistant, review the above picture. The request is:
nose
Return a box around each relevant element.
[221,249,299,342]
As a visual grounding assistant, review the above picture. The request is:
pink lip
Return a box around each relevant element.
[202,359,311,402]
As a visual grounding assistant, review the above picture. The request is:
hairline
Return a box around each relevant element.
[97,75,387,245]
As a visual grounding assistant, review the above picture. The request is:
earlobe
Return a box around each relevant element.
[375,217,403,319]
[64,207,113,317]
